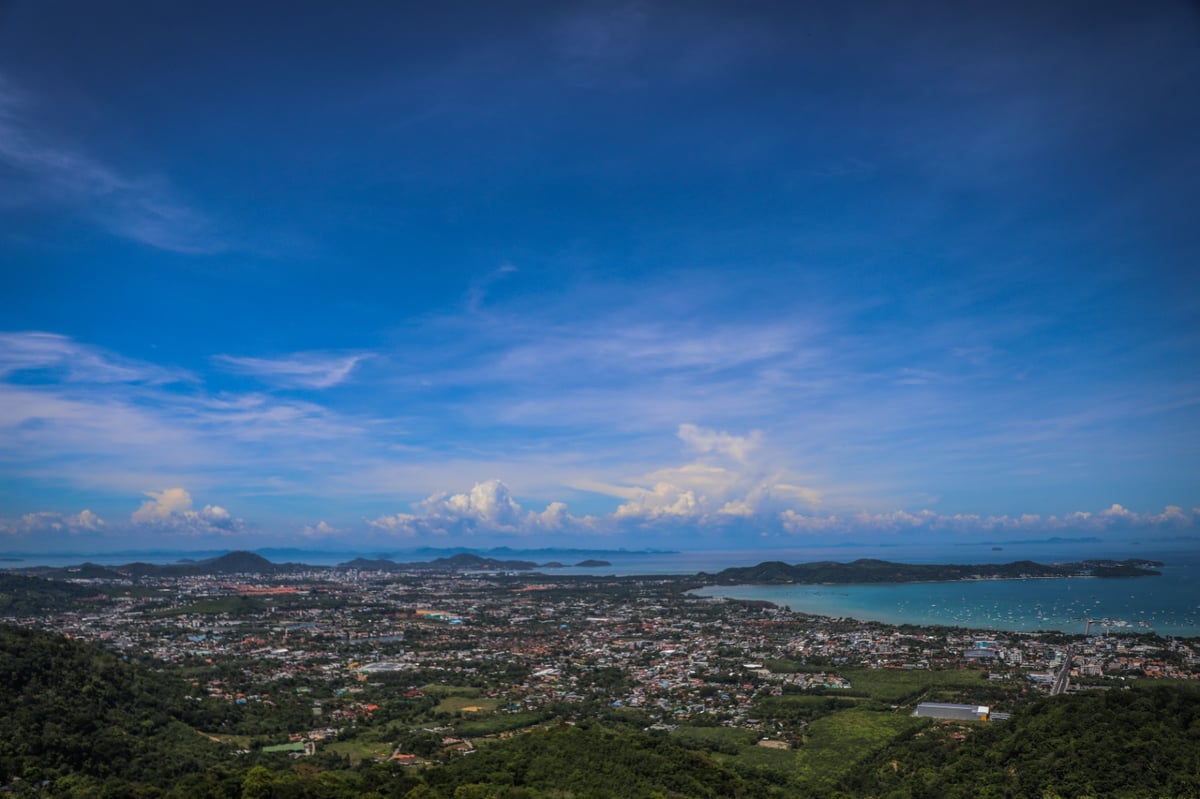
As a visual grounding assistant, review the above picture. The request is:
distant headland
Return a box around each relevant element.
[701,558,1163,585]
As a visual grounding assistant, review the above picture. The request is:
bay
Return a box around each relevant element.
[688,549,1200,637]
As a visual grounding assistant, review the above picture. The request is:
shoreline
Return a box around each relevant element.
[689,585,1200,640]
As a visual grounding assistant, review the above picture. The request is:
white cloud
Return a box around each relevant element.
[416,479,526,530]
[213,352,370,389]
[131,488,240,534]
[375,476,1191,540]
[301,520,340,538]
[532,501,572,531]
[0,333,372,498]
[777,504,1200,536]
[716,500,755,517]
[778,510,843,532]
[1099,503,1135,520]
[677,423,762,463]
[369,480,588,537]
[0,509,105,536]
[366,512,420,537]
[0,331,190,383]
[614,482,700,519]
[575,424,824,526]
[465,263,518,312]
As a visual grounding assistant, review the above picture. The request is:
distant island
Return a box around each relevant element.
[703,558,1164,585]
[8,552,1163,585]
[339,553,539,572]
[8,550,618,579]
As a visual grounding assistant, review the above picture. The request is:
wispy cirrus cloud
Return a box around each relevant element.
[0,74,224,254]
[213,352,371,389]
[0,333,369,495]
[0,331,192,384]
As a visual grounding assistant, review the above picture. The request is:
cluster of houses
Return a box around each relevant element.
[4,564,1197,758]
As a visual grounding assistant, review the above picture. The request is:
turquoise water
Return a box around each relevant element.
[689,553,1200,637]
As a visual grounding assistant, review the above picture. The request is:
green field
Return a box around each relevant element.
[717,741,800,773]
[841,667,993,703]
[672,667,998,792]
[149,596,267,617]
[201,732,252,748]
[435,695,501,714]
[792,708,926,790]
[671,725,758,749]
[324,739,394,765]
[451,711,547,737]
[423,684,482,697]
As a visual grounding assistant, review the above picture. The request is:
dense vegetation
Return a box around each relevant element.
[0,574,101,615]
[847,685,1200,798]
[0,625,225,788]
[426,723,779,798]
[2,624,1197,798]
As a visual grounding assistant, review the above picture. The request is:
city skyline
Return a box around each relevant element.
[1,2,1198,550]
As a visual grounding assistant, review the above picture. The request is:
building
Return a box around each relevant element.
[913,702,989,721]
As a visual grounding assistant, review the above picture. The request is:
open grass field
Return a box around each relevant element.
[435,695,501,714]
[451,711,547,737]
[840,667,993,703]
[201,732,252,748]
[678,706,923,788]
[717,741,800,772]
[149,596,268,617]
[670,725,758,748]
[791,708,925,790]
[324,739,394,765]
[423,685,482,697]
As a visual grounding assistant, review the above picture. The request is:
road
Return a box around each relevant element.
[1050,648,1073,696]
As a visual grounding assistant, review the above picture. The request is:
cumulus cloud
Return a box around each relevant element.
[532,501,572,531]
[677,423,762,463]
[213,352,370,389]
[0,509,105,535]
[614,482,700,519]
[369,480,590,537]
[419,479,525,529]
[576,424,822,527]
[131,488,240,534]
[301,520,340,537]
[367,512,420,537]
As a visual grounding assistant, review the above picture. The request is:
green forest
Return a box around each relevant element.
[1,624,1197,798]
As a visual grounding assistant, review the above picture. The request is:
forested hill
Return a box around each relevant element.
[0,573,101,614]
[0,623,1198,797]
[0,624,226,788]
[847,684,1200,798]
[705,557,1163,585]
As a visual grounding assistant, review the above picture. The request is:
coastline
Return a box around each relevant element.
[689,566,1200,638]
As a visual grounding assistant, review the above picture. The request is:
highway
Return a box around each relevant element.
[1050,648,1073,696]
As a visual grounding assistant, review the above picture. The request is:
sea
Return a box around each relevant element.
[4,539,1198,637]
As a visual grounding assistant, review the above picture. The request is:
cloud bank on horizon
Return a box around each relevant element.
[0,2,1197,550]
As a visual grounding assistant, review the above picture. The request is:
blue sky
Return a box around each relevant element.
[1,1,1198,552]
